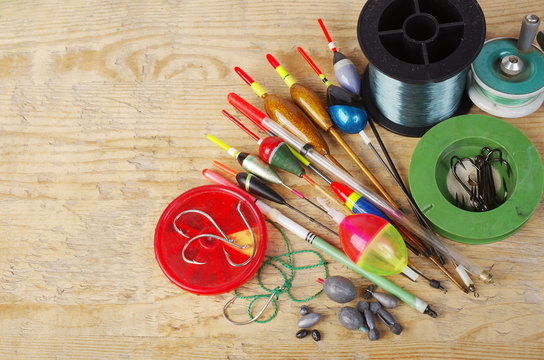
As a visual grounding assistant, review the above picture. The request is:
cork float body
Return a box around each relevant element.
[234,66,333,159]
[261,93,330,156]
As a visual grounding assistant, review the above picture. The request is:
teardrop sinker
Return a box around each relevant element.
[339,214,407,276]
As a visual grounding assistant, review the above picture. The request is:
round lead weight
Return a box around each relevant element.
[338,306,365,331]
[364,285,398,309]
[322,276,357,303]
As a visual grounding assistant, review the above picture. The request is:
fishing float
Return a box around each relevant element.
[206,133,327,214]
[326,181,461,291]
[330,182,417,253]
[266,53,395,205]
[222,109,448,288]
[222,109,345,209]
[316,19,415,203]
[222,96,466,291]
[312,24,451,264]
[225,106,334,185]
[316,19,429,233]
[297,46,467,285]
[315,198,413,278]
[317,16,394,178]
[317,194,447,293]
[297,47,383,164]
[225,107,394,222]
[317,18,361,95]
[233,66,347,171]
[298,48,437,229]
[296,47,432,242]
[315,195,444,291]
[202,168,438,317]
[211,160,338,236]
[227,92,494,285]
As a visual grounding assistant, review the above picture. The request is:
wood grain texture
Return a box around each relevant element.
[0,0,542,358]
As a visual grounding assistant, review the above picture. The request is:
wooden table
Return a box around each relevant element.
[0,1,542,358]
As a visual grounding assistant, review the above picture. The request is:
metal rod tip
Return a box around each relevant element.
[424,307,438,318]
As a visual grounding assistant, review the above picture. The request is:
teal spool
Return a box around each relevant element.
[471,39,544,96]
[468,38,544,118]
[357,0,486,137]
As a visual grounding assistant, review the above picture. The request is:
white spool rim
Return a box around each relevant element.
[468,71,544,118]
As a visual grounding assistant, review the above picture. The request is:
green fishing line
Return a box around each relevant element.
[233,220,328,323]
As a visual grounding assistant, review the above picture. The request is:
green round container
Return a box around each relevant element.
[409,114,543,244]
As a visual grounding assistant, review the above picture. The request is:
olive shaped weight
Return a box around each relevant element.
[338,306,365,331]
[321,276,357,303]
[298,313,322,328]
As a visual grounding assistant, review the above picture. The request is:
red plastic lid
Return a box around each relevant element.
[154,185,267,295]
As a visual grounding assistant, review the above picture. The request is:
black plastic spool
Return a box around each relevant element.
[357,0,486,137]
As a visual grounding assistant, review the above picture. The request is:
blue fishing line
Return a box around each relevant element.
[369,64,468,127]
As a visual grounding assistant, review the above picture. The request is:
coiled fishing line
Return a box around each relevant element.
[467,15,544,118]
[357,0,486,137]
[369,65,468,128]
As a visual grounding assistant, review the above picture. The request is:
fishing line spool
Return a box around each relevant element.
[357,0,486,136]
[154,185,267,295]
[467,14,544,118]
[409,114,543,244]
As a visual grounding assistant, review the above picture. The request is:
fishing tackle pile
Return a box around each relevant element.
[153,1,544,345]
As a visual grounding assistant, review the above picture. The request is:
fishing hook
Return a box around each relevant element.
[451,156,479,200]
[228,201,257,267]
[222,286,285,325]
[451,149,512,211]
[173,209,229,240]
[174,201,256,267]
[180,233,248,265]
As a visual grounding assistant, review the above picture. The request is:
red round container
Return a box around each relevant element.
[154,185,267,295]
